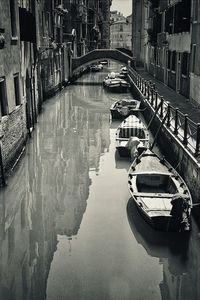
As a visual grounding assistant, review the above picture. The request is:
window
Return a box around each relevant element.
[14,74,20,105]
[181,52,189,76]
[171,51,176,72]
[191,44,196,73]
[167,50,171,69]
[0,78,8,117]
[9,0,17,37]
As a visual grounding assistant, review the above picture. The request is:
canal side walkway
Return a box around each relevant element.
[136,68,200,124]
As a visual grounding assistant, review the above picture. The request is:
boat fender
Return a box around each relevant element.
[180,182,185,187]
[129,174,133,179]
[136,158,141,163]
[168,168,173,172]
[139,202,143,207]
[131,166,135,171]
[183,190,188,194]
[130,187,133,192]
[128,180,132,185]
[175,175,179,180]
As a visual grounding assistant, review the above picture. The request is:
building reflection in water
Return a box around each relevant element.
[0,84,110,300]
[127,199,200,300]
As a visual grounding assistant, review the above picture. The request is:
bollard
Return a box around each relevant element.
[166,102,171,127]
[174,108,179,135]
[195,123,200,157]
[183,114,188,145]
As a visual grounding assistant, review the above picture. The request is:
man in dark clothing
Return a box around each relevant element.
[169,194,190,232]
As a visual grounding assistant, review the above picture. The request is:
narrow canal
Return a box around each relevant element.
[0,62,200,300]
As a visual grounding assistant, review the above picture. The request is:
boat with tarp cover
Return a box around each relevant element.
[116,115,149,157]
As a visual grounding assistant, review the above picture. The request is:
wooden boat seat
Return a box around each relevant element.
[132,192,175,198]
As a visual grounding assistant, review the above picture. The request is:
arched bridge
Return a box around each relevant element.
[72,49,135,73]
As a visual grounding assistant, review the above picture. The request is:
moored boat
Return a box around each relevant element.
[116,115,149,157]
[128,150,192,232]
[90,64,103,72]
[103,73,130,92]
[110,99,141,119]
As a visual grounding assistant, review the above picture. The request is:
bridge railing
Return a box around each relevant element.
[129,67,200,158]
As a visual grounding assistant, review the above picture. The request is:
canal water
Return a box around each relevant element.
[0,62,200,300]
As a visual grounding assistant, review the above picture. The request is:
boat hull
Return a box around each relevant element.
[135,201,191,232]
[108,85,129,93]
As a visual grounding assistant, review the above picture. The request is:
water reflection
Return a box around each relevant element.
[1,62,200,300]
[115,150,130,171]
[127,199,200,300]
[0,82,110,299]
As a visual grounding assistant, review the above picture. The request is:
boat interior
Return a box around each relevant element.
[136,174,178,194]
[119,128,146,139]
[116,100,138,108]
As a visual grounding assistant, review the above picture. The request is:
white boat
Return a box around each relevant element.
[110,99,141,119]
[116,115,149,157]
[128,150,192,232]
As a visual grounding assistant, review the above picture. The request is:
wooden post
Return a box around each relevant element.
[0,141,6,187]
[183,114,188,145]
[174,108,179,135]
[166,102,171,127]
[195,123,200,157]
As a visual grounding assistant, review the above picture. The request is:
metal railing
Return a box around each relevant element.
[129,68,200,158]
